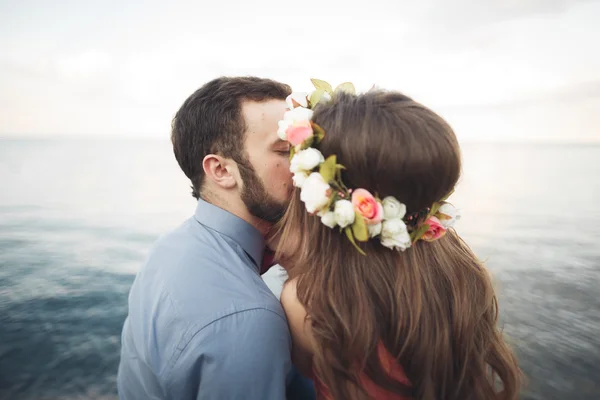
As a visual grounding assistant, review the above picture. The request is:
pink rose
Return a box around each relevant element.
[421,216,447,242]
[286,121,313,146]
[351,188,384,225]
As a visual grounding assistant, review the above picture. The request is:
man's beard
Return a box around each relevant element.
[239,163,288,224]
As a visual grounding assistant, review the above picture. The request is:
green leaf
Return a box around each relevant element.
[311,122,326,143]
[311,78,333,94]
[289,146,296,161]
[441,189,454,201]
[351,213,369,242]
[309,89,325,108]
[430,201,441,217]
[345,227,367,256]
[335,165,345,183]
[300,135,314,150]
[410,224,430,243]
[319,155,337,183]
[334,164,345,180]
[334,82,356,95]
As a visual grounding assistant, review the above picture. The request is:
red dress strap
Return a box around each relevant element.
[314,342,411,399]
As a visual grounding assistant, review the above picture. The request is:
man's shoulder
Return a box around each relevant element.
[141,217,246,279]
[151,216,219,257]
[136,215,284,323]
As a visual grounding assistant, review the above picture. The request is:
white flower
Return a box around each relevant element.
[283,107,313,124]
[368,222,382,238]
[300,173,331,214]
[278,107,314,141]
[437,203,460,228]
[381,218,408,236]
[320,211,337,228]
[292,171,309,188]
[333,200,355,228]
[286,92,309,109]
[380,218,411,251]
[380,231,412,251]
[382,196,406,220]
[290,148,324,173]
[277,120,289,140]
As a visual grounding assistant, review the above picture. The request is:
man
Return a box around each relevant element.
[117,77,314,399]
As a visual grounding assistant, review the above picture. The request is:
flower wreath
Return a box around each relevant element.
[278,79,460,255]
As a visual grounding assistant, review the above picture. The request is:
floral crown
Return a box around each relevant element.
[278,79,460,255]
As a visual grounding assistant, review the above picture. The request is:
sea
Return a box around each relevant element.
[0,137,598,400]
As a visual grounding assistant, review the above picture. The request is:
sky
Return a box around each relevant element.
[0,0,599,142]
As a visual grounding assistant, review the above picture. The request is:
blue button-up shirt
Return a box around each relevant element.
[118,200,312,399]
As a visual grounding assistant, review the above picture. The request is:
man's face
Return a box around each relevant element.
[238,99,293,223]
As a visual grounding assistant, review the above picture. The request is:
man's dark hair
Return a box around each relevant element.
[171,76,291,199]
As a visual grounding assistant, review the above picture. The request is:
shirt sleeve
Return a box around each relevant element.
[164,308,292,400]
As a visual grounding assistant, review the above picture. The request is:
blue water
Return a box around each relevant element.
[0,138,599,399]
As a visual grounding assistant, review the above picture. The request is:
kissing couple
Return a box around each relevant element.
[117,77,522,400]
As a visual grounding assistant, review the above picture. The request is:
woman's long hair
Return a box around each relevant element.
[275,90,522,400]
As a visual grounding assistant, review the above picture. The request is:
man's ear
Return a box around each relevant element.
[202,154,238,189]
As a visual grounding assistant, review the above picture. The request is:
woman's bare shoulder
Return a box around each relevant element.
[280,278,315,376]
[280,278,310,344]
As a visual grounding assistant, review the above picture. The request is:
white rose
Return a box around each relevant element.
[380,218,411,251]
[292,172,308,188]
[286,92,309,109]
[290,148,324,173]
[277,120,289,140]
[320,211,337,228]
[300,173,331,213]
[283,107,313,125]
[437,203,460,228]
[368,222,382,238]
[333,200,355,228]
[380,230,412,251]
[381,218,408,236]
[382,196,406,220]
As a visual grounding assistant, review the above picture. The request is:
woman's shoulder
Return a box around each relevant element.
[280,277,299,309]
[280,277,316,376]
[280,278,309,340]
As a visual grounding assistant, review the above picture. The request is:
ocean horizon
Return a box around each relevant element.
[0,137,598,399]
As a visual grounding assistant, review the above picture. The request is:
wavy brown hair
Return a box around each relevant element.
[275,90,522,400]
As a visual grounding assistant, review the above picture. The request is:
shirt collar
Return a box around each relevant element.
[194,199,265,269]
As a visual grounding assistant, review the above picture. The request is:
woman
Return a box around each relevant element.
[273,82,522,400]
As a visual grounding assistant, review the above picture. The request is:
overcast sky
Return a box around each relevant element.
[1,0,599,142]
